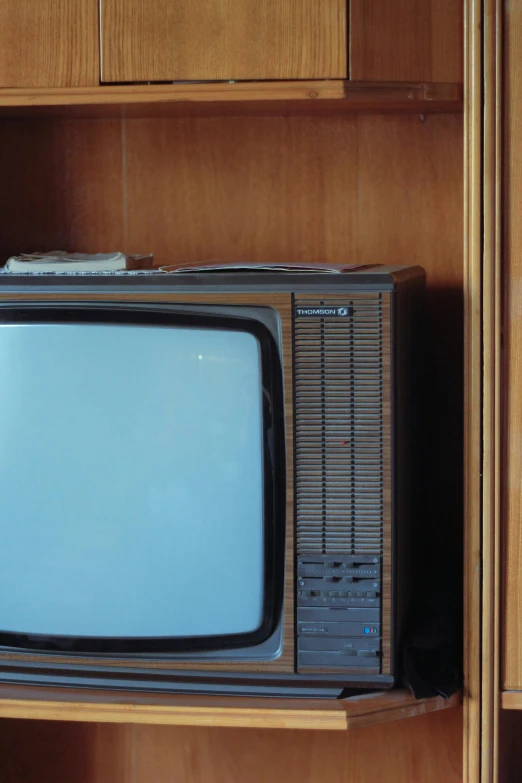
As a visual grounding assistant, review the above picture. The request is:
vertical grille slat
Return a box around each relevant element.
[294,296,388,557]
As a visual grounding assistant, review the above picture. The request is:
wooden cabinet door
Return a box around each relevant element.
[100,0,347,82]
[349,0,463,82]
[0,0,99,88]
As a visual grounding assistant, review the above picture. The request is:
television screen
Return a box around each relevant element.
[0,311,281,652]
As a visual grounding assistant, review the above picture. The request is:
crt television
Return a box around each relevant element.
[0,264,425,698]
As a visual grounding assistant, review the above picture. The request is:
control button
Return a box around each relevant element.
[348,591,356,597]
[363,626,378,635]
[367,591,377,598]
[358,649,378,657]
[311,590,322,597]
[324,576,335,582]
[328,591,340,597]
[356,591,364,597]
[301,590,312,597]
[338,591,348,597]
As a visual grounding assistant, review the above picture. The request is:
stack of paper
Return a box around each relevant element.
[4,252,153,273]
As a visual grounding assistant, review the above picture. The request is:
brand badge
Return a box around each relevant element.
[295,305,353,318]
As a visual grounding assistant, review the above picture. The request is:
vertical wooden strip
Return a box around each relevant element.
[501,0,522,695]
[481,0,502,778]
[463,0,485,780]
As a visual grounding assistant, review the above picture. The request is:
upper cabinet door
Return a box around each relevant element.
[0,0,99,88]
[100,0,347,82]
[350,0,463,82]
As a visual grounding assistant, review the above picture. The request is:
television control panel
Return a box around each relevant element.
[296,556,382,672]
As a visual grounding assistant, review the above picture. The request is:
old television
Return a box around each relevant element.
[0,264,425,698]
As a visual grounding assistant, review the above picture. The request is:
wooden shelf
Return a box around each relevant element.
[0,685,460,730]
[0,80,463,118]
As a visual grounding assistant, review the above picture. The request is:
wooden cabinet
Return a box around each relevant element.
[100,0,346,82]
[349,0,463,82]
[0,0,98,88]
[0,0,467,88]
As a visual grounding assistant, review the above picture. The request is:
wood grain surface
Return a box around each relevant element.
[101,0,346,82]
[479,0,503,782]
[0,706,462,783]
[350,0,463,82]
[0,0,98,88]
[0,115,462,273]
[463,1,483,781]
[498,709,522,783]
[502,0,522,692]
[0,81,463,116]
[0,685,459,730]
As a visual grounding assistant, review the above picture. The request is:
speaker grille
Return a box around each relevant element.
[294,295,391,557]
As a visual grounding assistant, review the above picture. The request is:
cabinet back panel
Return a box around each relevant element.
[350,0,463,82]
[0,708,463,783]
[0,115,461,268]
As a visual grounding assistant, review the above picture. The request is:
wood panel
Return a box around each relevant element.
[0,0,99,88]
[350,0,463,82]
[0,707,463,783]
[464,0,488,783]
[123,117,358,265]
[0,119,124,261]
[502,0,522,692]
[0,720,127,783]
[0,685,459,730]
[479,0,503,781]
[463,0,484,781]
[100,0,346,83]
[0,115,462,274]
[498,710,522,783]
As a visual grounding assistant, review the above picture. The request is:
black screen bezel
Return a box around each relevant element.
[0,303,286,655]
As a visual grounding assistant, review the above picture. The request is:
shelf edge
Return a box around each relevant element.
[0,687,461,731]
[0,81,463,117]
